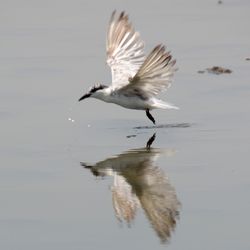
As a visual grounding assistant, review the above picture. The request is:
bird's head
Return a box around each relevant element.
[78,84,108,101]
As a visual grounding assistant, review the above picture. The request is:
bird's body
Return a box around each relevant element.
[79,11,178,124]
[96,89,150,110]
[92,87,177,110]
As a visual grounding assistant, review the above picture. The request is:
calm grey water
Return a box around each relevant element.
[1,1,250,249]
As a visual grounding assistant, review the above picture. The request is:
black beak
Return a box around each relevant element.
[78,93,91,101]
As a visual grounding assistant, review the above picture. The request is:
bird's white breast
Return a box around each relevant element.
[93,87,153,110]
[108,93,151,110]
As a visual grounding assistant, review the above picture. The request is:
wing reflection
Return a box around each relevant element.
[81,134,180,243]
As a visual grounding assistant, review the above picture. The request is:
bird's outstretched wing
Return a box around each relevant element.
[118,45,177,98]
[106,11,145,88]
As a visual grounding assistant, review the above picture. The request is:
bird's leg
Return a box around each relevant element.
[146,109,155,124]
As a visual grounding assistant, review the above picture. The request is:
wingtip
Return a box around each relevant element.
[171,59,177,66]
[110,10,117,22]
[119,11,128,20]
[111,10,129,23]
[154,44,162,51]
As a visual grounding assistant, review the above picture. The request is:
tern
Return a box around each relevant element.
[79,11,178,124]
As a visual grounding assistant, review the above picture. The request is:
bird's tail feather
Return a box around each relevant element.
[152,99,179,110]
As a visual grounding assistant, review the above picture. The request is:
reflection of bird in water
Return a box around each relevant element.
[81,135,180,243]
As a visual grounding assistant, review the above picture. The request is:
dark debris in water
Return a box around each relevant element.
[198,66,232,75]
[134,123,191,130]
[126,134,137,138]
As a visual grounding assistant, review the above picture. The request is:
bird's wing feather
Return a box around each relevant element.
[118,45,177,98]
[106,11,145,88]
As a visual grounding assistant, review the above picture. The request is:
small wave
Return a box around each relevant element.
[134,123,192,129]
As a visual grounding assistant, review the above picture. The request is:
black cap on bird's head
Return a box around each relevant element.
[78,84,107,101]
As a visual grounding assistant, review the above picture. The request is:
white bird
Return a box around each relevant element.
[79,11,178,124]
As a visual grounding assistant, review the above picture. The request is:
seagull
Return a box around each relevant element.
[79,11,178,124]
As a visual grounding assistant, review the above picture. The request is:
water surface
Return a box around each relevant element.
[1,0,250,249]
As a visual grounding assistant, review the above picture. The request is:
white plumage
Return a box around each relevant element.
[79,11,178,124]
